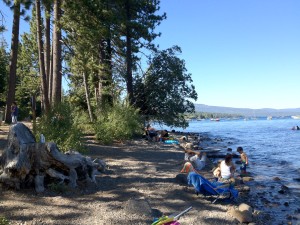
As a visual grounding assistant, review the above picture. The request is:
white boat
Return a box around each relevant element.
[291,116,300,119]
[267,116,272,120]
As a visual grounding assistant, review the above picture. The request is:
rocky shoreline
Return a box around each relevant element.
[0,123,299,224]
[175,130,300,225]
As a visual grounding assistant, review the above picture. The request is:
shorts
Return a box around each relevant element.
[240,163,247,172]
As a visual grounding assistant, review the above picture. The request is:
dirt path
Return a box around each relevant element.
[0,122,267,225]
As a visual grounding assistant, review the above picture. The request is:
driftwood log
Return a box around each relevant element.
[0,123,106,192]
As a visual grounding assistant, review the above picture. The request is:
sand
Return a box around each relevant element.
[0,123,275,225]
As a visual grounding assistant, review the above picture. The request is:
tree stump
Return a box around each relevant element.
[0,123,105,192]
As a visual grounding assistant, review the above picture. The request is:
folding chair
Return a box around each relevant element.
[187,172,238,203]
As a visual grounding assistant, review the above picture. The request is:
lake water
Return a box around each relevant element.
[155,118,300,222]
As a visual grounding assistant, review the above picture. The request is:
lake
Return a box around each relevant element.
[155,118,300,223]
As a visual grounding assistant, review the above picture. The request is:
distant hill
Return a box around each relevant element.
[194,104,300,117]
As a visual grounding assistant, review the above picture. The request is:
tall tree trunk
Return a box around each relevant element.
[82,72,93,122]
[125,0,134,105]
[49,44,53,102]
[52,0,62,105]
[44,2,51,95]
[98,37,113,107]
[4,1,20,123]
[31,94,37,134]
[36,0,50,113]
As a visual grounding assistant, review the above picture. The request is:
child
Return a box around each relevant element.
[181,148,207,173]
[237,146,248,174]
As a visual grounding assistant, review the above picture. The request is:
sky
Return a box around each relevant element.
[155,0,300,109]
[1,0,300,109]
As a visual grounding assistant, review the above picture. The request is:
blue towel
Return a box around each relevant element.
[187,172,238,199]
[164,140,179,144]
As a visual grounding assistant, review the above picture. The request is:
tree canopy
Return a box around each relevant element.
[134,46,198,128]
[1,0,199,145]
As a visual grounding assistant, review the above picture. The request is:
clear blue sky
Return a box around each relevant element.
[156,0,300,109]
[1,1,300,109]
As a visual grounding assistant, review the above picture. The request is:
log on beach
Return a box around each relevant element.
[0,123,105,192]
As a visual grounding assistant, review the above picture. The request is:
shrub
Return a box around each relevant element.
[36,103,86,153]
[94,102,142,144]
[0,216,9,225]
[48,183,69,194]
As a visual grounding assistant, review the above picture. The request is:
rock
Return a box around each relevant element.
[278,185,289,194]
[228,206,253,223]
[236,185,250,192]
[273,177,281,181]
[286,214,293,220]
[281,185,289,190]
[123,198,152,217]
[253,209,262,216]
[284,202,289,207]
[242,177,254,182]
[238,203,252,211]
[227,148,232,151]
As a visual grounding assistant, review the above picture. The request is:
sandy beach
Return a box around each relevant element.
[0,122,289,225]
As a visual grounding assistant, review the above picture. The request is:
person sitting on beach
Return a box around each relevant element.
[219,154,236,183]
[159,130,169,141]
[237,146,248,174]
[145,124,158,141]
[181,148,207,173]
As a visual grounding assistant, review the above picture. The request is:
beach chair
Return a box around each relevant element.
[187,172,238,203]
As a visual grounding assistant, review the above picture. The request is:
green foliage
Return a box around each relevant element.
[0,216,9,225]
[0,45,9,107]
[36,103,86,153]
[94,102,142,144]
[186,112,243,120]
[48,182,69,193]
[134,46,198,128]
[72,108,94,134]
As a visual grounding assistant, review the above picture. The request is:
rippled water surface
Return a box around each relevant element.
[157,118,300,195]
[156,118,300,223]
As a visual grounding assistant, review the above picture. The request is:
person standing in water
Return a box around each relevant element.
[237,146,248,174]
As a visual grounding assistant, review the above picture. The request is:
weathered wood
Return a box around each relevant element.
[0,123,105,192]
